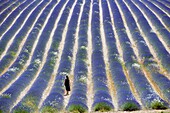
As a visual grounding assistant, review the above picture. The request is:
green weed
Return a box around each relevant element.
[41,106,58,113]
[9,51,16,57]
[13,108,29,113]
[1,93,11,98]
[121,102,140,111]
[68,105,87,113]
[93,102,112,112]
[151,101,167,110]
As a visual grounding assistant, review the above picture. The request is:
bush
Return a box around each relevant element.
[1,93,11,98]
[160,112,170,113]
[151,101,167,110]
[121,102,140,111]
[41,106,58,113]
[9,51,16,57]
[68,105,87,113]
[22,96,38,111]
[13,108,29,113]
[93,102,112,112]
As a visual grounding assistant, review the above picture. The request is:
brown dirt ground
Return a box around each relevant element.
[61,109,170,113]
[90,109,170,113]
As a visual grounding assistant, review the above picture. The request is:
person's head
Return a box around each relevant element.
[65,75,69,80]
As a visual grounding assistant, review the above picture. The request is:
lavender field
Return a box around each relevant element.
[0,0,170,112]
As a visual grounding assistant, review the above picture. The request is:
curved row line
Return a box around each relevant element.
[39,0,81,112]
[0,0,18,25]
[105,0,142,110]
[149,0,170,16]
[0,0,17,15]
[133,0,170,58]
[0,0,50,95]
[119,0,170,104]
[91,0,114,111]
[123,0,170,103]
[141,0,170,31]
[0,0,29,38]
[0,0,44,78]
[157,0,170,8]
[66,0,88,111]
[120,0,169,103]
[0,0,10,7]
[0,0,58,112]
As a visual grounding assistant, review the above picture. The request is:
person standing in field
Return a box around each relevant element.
[64,75,70,96]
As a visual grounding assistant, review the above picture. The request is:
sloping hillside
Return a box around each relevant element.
[0,0,170,112]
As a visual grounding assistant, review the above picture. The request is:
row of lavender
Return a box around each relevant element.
[0,0,46,92]
[91,0,114,110]
[133,0,170,73]
[0,0,23,26]
[11,0,75,111]
[39,0,82,112]
[0,0,61,112]
[0,0,80,112]
[149,0,170,16]
[102,0,140,110]
[65,0,170,111]
[12,0,70,112]
[0,0,33,73]
[114,0,169,108]
[66,0,90,111]
[124,0,170,103]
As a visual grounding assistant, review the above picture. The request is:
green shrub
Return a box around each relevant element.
[41,106,58,113]
[53,42,59,49]
[1,93,11,98]
[151,101,167,110]
[160,112,170,113]
[0,109,2,113]
[0,68,2,73]
[9,51,16,57]
[22,96,38,111]
[68,105,87,113]
[0,49,3,55]
[93,102,112,112]
[121,102,140,111]
[13,108,29,113]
